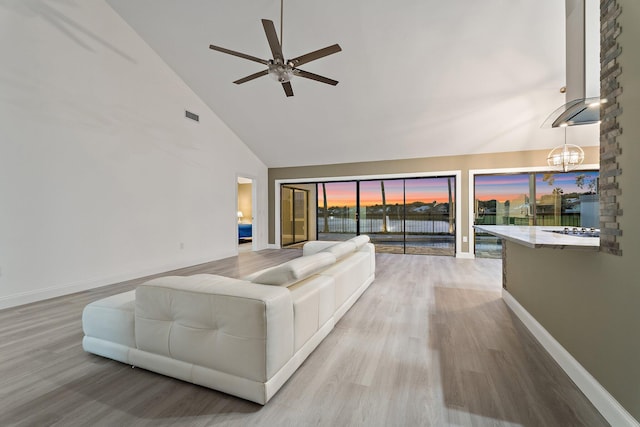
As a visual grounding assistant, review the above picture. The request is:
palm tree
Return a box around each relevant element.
[542,173,556,186]
[448,177,454,234]
[380,181,388,232]
[552,187,563,225]
[322,183,329,233]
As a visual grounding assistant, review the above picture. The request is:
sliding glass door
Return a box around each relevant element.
[281,186,309,246]
[316,177,456,256]
[405,177,455,255]
[359,180,405,254]
[317,181,358,241]
[474,173,530,258]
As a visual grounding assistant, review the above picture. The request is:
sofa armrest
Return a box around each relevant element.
[135,274,294,382]
[359,242,376,276]
[358,242,375,254]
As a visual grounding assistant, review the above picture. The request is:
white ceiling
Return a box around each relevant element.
[107,0,577,168]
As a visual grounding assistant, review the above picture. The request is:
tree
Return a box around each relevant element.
[380,181,388,232]
[322,183,329,233]
[552,187,563,226]
[576,173,598,194]
[542,173,556,186]
[447,177,454,234]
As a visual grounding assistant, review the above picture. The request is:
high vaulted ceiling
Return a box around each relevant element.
[107,0,579,168]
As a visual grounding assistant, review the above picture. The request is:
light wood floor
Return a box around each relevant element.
[0,251,608,427]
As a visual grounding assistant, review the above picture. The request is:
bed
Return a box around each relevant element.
[238,223,252,241]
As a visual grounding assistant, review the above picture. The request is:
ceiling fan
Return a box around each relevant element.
[208,3,341,97]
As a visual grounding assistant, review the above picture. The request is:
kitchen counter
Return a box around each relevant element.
[474,225,600,250]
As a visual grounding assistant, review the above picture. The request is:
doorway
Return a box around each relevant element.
[237,176,254,252]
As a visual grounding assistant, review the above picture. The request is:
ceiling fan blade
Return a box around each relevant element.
[233,69,269,84]
[209,44,269,65]
[289,44,342,67]
[282,81,294,97]
[294,69,339,86]
[261,19,284,62]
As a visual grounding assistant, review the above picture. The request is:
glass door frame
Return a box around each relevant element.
[356,176,457,255]
[275,171,462,254]
[281,185,310,247]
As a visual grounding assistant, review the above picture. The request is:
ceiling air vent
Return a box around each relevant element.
[185,110,199,122]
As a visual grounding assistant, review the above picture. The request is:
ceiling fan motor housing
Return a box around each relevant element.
[268,59,294,83]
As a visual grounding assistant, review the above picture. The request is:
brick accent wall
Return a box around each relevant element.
[599,0,623,256]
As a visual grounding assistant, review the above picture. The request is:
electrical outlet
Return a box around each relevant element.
[462,236,468,243]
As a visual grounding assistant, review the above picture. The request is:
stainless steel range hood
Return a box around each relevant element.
[543,0,601,128]
[542,96,605,128]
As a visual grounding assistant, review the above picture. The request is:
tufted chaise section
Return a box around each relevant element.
[133,274,294,383]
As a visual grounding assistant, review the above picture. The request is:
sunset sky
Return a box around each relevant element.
[318,178,453,208]
[475,171,599,203]
[317,172,598,208]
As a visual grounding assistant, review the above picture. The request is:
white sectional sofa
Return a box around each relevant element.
[82,235,375,404]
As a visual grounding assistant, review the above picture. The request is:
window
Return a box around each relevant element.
[474,170,599,258]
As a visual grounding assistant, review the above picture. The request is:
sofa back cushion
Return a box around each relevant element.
[249,252,336,287]
[320,241,357,260]
[348,235,370,249]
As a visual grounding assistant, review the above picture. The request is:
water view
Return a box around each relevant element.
[317,178,456,255]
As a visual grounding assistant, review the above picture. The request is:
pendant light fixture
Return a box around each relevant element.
[547,126,585,172]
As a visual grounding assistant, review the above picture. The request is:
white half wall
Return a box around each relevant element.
[0,0,268,309]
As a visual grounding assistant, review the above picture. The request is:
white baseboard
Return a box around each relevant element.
[0,255,218,311]
[502,290,639,427]
[456,252,475,259]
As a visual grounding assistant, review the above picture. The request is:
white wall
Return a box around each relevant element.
[0,0,268,309]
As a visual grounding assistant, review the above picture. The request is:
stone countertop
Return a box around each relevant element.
[474,225,600,250]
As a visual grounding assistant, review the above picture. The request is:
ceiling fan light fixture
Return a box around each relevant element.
[268,63,294,83]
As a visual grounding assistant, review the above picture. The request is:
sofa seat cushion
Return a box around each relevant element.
[135,274,294,382]
[318,252,372,309]
[287,275,335,351]
[246,252,336,287]
[82,290,136,348]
